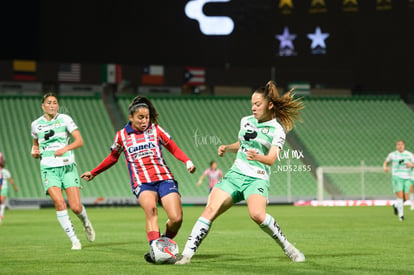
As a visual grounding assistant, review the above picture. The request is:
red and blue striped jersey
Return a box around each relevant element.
[111,123,174,188]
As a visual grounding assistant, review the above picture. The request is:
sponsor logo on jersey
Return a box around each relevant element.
[127,142,156,154]
[37,124,54,132]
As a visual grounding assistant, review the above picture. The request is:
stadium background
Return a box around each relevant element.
[1,0,414,207]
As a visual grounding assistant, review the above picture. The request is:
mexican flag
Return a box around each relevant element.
[101,64,122,84]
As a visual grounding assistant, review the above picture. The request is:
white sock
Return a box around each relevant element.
[56,210,78,243]
[182,217,211,258]
[76,205,90,226]
[0,204,5,217]
[260,214,288,249]
[397,198,404,217]
[411,193,414,205]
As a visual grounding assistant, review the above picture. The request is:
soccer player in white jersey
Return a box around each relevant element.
[0,164,18,223]
[80,96,196,263]
[31,93,95,249]
[383,140,414,221]
[176,81,306,265]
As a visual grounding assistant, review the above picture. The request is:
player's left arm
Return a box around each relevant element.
[55,129,84,157]
[246,145,280,166]
[164,140,196,173]
[158,125,195,173]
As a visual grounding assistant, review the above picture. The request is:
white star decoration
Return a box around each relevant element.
[307,27,330,48]
[276,27,297,49]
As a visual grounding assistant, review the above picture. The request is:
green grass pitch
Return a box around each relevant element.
[1,205,413,274]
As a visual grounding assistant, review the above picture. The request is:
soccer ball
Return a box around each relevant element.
[150,237,179,264]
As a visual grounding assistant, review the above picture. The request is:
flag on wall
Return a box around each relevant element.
[58,63,81,82]
[12,59,37,81]
[184,67,205,86]
[141,65,164,85]
[101,64,122,84]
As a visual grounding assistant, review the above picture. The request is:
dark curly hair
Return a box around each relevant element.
[128,96,159,124]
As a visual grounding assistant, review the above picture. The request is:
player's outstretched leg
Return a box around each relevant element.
[260,214,305,262]
[175,217,211,265]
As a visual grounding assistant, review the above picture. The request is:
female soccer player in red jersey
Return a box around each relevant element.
[81,96,196,263]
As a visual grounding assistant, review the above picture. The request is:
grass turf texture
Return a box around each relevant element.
[1,205,413,274]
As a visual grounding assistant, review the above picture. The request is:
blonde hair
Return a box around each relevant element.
[254,80,304,132]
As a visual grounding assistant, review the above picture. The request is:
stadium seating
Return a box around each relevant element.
[1,94,412,202]
[293,96,414,198]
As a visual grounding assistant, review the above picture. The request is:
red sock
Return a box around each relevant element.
[147,231,160,244]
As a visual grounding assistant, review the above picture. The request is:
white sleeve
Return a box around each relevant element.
[31,121,38,139]
[385,153,393,163]
[61,114,78,133]
[271,123,286,149]
[2,169,10,179]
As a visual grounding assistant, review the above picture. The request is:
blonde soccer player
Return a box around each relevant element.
[80,96,196,263]
[383,140,414,221]
[176,80,306,265]
[31,92,95,249]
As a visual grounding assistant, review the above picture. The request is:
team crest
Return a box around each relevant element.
[261,127,270,134]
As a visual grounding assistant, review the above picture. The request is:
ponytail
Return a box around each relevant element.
[257,80,304,132]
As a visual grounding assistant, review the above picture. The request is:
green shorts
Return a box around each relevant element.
[392,176,412,194]
[1,186,8,196]
[215,170,269,203]
[40,164,80,195]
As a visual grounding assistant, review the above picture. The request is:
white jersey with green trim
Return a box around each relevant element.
[385,150,414,179]
[1,168,11,189]
[31,113,78,168]
[231,115,286,180]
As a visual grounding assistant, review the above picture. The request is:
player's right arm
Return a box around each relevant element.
[197,173,206,186]
[218,141,240,157]
[31,139,41,158]
[383,160,389,172]
[383,153,392,172]
[81,150,121,181]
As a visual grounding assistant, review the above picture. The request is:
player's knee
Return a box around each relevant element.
[53,199,67,211]
[70,204,82,214]
[249,210,265,224]
[203,205,219,220]
[169,212,183,226]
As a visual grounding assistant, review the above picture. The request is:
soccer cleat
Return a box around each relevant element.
[392,204,398,216]
[71,240,82,250]
[284,243,306,262]
[144,252,155,264]
[84,221,96,242]
[399,216,404,221]
[175,255,191,265]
